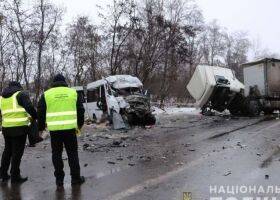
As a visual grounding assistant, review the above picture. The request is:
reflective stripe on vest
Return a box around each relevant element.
[47,119,77,126]
[0,91,30,127]
[44,87,78,131]
[46,111,77,117]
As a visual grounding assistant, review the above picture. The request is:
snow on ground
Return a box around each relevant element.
[152,106,199,116]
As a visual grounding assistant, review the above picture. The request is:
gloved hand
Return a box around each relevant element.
[75,129,81,136]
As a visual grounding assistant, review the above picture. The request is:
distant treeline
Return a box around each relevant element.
[0,0,273,103]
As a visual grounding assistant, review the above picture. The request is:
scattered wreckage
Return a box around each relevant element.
[75,75,156,129]
[187,58,280,116]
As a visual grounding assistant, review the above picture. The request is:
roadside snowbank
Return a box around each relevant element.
[153,106,199,116]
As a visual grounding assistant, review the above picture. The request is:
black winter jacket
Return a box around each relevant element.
[1,85,37,137]
[37,81,85,132]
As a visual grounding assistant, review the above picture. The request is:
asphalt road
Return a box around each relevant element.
[1,112,280,200]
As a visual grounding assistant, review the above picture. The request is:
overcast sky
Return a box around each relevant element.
[51,0,280,56]
[196,0,280,54]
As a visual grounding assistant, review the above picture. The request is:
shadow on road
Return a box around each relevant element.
[0,182,82,200]
[0,183,22,200]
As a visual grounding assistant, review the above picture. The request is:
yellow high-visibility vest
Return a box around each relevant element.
[44,87,78,131]
[0,91,30,127]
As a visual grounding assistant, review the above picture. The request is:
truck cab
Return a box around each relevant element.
[187,65,246,115]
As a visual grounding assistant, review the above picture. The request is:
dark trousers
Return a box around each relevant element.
[50,131,80,182]
[0,134,27,178]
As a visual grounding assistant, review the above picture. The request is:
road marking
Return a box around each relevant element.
[209,118,280,139]
[255,120,280,133]
[209,118,265,139]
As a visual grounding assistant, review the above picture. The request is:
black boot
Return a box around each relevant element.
[11,176,28,184]
[29,143,36,147]
[35,136,44,144]
[0,174,11,183]
[71,176,85,185]
[29,136,44,147]
[56,179,64,187]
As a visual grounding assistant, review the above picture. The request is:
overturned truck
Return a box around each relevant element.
[85,75,156,127]
[187,65,262,116]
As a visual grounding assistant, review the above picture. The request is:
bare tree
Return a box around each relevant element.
[201,20,226,66]
[0,13,9,91]
[224,31,250,79]
[4,0,33,89]
[99,0,137,74]
[129,0,166,84]
[32,0,62,100]
[66,16,101,85]
[0,0,254,103]
[251,38,280,60]
[176,2,204,99]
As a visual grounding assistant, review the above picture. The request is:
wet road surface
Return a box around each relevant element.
[1,113,280,200]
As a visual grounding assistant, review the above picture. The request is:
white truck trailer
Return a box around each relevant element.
[242,58,280,114]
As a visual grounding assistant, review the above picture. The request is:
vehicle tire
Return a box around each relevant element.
[246,100,260,117]
[228,93,246,116]
[126,113,137,126]
[263,108,274,115]
[229,108,240,116]
[144,113,156,125]
[201,106,214,116]
[107,110,113,124]
[92,113,97,123]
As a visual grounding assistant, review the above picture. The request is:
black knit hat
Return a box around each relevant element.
[8,81,22,89]
[53,74,66,83]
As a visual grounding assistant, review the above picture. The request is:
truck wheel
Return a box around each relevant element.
[228,93,246,116]
[229,108,240,116]
[263,108,274,115]
[246,100,260,117]
[201,106,214,116]
[144,114,156,125]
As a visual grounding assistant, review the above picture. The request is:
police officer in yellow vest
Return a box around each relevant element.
[0,81,37,183]
[37,74,85,187]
